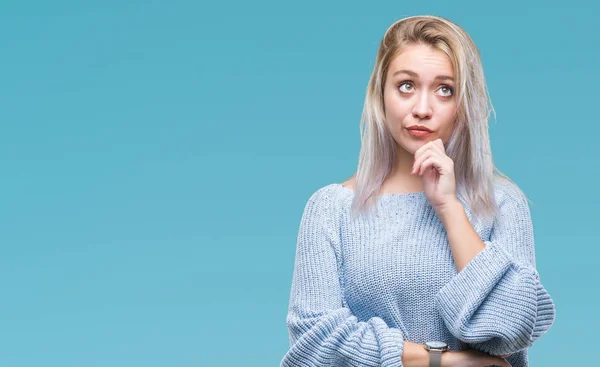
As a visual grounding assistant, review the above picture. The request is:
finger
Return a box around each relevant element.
[427,138,444,155]
[413,143,446,173]
[415,139,445,165]
[412,149,429,174]
[417,156,441,176]
[413,140,436,160]
[434,138,446,153]
[413,140,429,158]
[412,150,435,174]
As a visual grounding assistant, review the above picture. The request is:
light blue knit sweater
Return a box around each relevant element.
[281,180,556,367]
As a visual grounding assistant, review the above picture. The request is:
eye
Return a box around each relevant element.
[398,81,414,93]
[397,81,454,98]
[438,85,454,97]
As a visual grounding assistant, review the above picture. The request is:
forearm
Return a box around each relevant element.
[436,200,485,273]
[402,341,430,367]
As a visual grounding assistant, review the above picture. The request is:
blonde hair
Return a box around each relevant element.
[350,14,529,221]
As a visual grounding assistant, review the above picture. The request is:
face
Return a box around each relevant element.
[383,43,458,155]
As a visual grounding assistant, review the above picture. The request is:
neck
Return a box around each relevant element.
[381,147,424,193]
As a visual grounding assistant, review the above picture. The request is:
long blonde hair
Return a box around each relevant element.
[350,15,528,221]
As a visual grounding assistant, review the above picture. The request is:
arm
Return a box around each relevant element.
[432,182,556,356]
[281,187,424,367]
[436,199,484,273]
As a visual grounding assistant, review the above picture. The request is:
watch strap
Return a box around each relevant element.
[429,349,442,367]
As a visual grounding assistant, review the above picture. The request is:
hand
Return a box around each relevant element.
[441,349,512,367]
[411,138,457,211]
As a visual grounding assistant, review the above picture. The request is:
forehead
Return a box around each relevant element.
[388,44,454,79]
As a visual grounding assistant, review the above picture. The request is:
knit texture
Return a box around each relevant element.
[281,180,555,367]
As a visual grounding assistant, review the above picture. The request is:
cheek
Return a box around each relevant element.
[384,96,410,121]
[441,107,458,131]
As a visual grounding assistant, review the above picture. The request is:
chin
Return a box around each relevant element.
[395,141,416,155]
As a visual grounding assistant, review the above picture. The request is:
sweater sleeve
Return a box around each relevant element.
[281,186,406,367]
[433,182,556,356]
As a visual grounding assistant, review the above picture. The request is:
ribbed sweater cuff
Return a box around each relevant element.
[385,327,405,367]
[434,240,513,329]
[433,239,544,354]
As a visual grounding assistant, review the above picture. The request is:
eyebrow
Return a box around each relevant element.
[392,69,454,82]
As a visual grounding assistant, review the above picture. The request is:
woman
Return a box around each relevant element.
[280,15,556,367]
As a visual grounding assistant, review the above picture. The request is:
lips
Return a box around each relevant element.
[407,126,434,132]
[407,129,433,137]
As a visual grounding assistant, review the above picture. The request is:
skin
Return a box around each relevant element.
[382,42,458,195]
[342,43,458,197]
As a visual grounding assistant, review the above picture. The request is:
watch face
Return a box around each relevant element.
[426,341,448,350]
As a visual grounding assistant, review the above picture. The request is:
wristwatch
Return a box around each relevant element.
[423,341,448,367]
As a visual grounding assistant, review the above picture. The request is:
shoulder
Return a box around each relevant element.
[340,174,356,190]
[304,183,346,211]
[299,181,350,225]
[489,176,532,223]
[492,176,529,207]
[304,173,355,207]
[296,184,347,243]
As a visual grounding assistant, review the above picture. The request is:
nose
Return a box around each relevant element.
[412,92,433,119]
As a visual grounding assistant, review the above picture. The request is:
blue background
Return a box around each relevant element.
[1,1,596,365]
